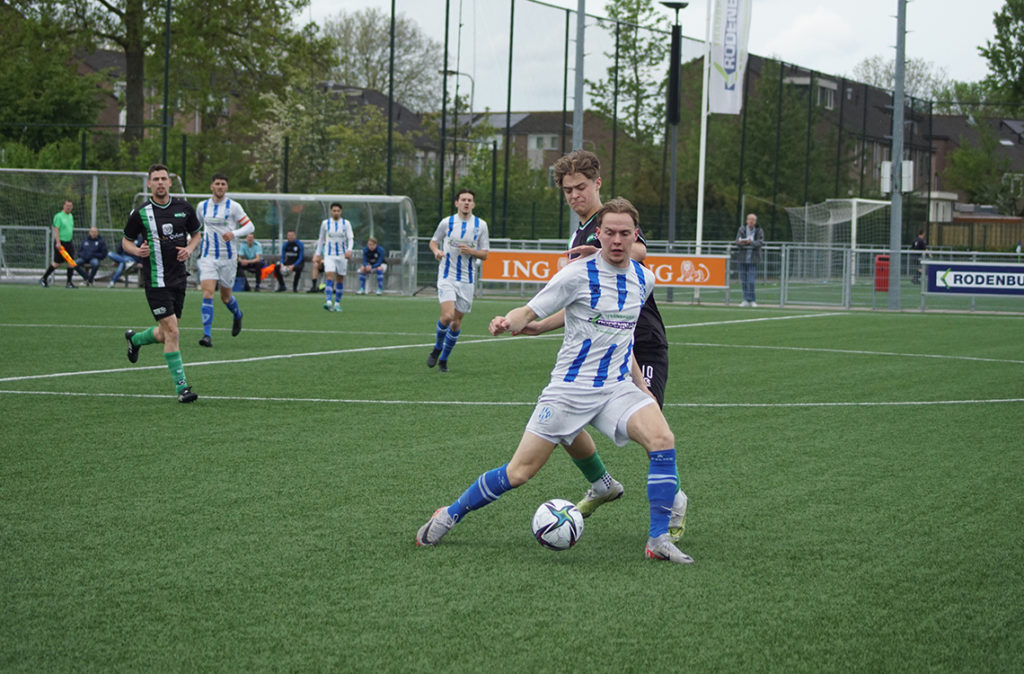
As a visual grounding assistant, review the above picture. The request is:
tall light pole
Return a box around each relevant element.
[661,2,687,302]
[441,69,475,203]
[660,2,686,246]
[161,0,171,164]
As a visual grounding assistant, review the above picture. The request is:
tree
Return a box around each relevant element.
[319,8,442,114]
[850,55,950,100]
[0,5,105,150]
[942,122,1018,212]
[981,0,1024,104]
[586,0,670,145]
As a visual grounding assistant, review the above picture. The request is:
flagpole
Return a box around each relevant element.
[694,0,712,302]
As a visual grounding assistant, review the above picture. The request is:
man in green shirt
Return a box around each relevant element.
[40,199,88,288]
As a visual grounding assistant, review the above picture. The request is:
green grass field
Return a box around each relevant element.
[2,283,1023,672]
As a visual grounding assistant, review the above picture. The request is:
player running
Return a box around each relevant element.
[195,173,252,347]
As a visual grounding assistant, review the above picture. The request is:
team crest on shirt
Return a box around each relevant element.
[162,223,174,236]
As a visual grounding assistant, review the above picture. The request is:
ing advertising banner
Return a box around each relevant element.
[481,250,729,288]
[923,261,1024,297]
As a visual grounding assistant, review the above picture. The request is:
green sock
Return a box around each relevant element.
[163,351,188,393]
[133,326,158,346]
[572,452,608,484]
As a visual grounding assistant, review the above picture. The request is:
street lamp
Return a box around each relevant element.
[440,69,476,203]
[660,2,687,247]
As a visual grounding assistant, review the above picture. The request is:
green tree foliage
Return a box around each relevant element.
[942,123,1018,213]
[319,8,442,114]
[980,0,1024,104]
[586,0,670,145]
[0,5,105,151]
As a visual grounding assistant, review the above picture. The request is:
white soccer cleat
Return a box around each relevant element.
[645,533,694,564]
[668,490,688,542]
[416,507,455,546]
[332,302,343,312]
[576,478,624,519]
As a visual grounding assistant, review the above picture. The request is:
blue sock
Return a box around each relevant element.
[224,296,241,319]
[325,280,334,303]
[376,269,384,290]
[359,273,366,291]
[201,298,214,337]
[334,280,344,302]
[434,320,447,351]
[440,327,460,361]
[448,464,512,522]
[647,449,678,538]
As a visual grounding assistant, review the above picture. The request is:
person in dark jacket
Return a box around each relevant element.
[75,227,109,286]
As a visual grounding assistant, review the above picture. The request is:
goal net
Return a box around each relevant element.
[786,198,891,283]
[0,169,168,277]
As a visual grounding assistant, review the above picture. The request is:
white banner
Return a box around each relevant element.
[709,0,752,115]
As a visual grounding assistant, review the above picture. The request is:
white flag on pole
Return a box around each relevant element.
[709,0,752,115]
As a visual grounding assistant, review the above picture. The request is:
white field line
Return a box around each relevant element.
[1,389,1022,408]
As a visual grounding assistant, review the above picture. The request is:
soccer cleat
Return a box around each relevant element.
[576,478,624,518]
[107,280,115,288]
[276,285,286,292]
[39,277,49,287]
[376,289,382,295]
[645,533,694,564]
[318,283,326,291]
[177,387,198,403]
[306,286,320,294]
[323,300,332,311]
[438,360,449,373]
[332,302,343,312]
[232,312,243,337]
[426,349,441,368]
[65,282,77,289]
[416,507,455,546]
[668,490,688,542]
[198,335,213,348]
[357,288,366,295]
[124,330,140,363]
[86,280,94,287]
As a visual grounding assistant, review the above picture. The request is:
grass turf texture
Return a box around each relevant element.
[1,284,1023,671]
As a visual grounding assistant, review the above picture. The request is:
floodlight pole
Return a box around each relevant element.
[888,0,907,310]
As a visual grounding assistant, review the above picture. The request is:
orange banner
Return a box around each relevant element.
[481,250,729,288]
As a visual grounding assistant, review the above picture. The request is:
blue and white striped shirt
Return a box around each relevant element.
[528,253,653,389]
[316,218,354,258]
[196,197,254,260]
[432,214,489,284]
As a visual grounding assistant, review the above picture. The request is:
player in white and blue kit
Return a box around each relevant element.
[313,202,354,312]
[426,189,489,373]
[416,198,693,564]
[195,174,252,347]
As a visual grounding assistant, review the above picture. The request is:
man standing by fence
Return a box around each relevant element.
[735,213,764,307]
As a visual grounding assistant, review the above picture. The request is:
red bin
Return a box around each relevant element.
[874,255,890,292]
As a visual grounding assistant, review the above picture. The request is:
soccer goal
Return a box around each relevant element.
[786,198,890,284]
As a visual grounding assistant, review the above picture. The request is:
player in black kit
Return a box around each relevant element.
[121,164,202,403]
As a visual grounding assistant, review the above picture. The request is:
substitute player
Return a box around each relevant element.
[416,198,693,564]
[425,189,489,373]
[195,173,252,347]
[121,164,202,403]
[313,202,354,312]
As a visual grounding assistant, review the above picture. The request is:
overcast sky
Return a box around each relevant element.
[298,0,1005,111]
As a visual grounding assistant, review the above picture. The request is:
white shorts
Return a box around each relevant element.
[525,380,655,447]
[197,256,237,287]
[437,278,475,314]
[323,255,348,275]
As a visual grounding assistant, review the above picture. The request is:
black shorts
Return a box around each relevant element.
[55,240,75,260]
[634,346,669,409]
[145,286,186,321]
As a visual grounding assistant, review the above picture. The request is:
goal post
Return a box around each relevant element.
[787,198,891,284]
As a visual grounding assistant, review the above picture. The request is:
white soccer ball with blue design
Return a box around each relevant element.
[531,498,584,551]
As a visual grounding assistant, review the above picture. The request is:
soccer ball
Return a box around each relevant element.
[531,499,584,551]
